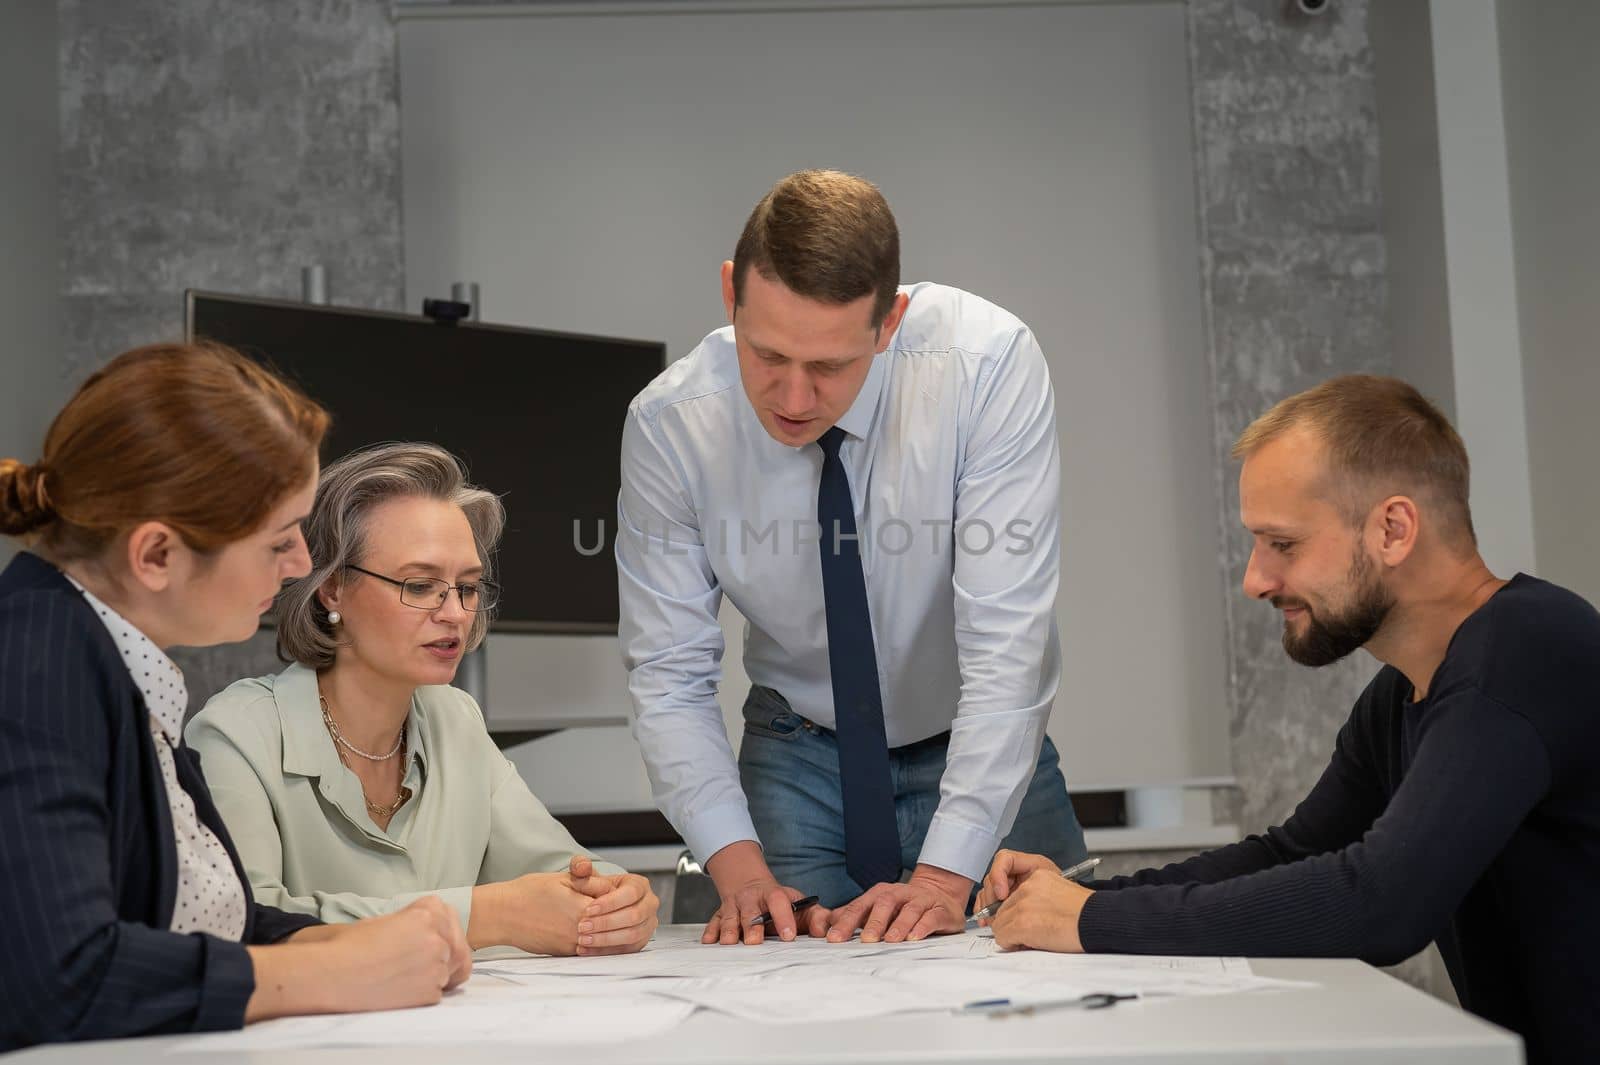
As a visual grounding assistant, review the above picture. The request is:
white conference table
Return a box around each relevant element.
[9,929,1522,1065]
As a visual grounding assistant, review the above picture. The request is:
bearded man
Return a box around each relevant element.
[976,375,1599,1065]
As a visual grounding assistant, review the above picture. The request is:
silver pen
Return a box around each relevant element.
[961,991,1136,1017]
[970,856,1101,923]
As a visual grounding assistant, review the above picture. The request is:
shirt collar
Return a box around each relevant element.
[276,662,426,779]
[65,576,188,743]
[277,663,337,778]
[831,347,888,442]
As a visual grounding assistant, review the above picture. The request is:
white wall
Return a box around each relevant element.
[1372,0,1455,419]
[0,0,61,567]
[1423,0,1537,579]
[1497,0,1600,606]
[1374,0,1600,599]
[398,0,1231,807]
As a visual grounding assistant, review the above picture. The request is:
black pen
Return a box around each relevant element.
[747,895,821,928]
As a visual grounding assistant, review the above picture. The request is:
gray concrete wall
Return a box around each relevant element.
[58,0,405,379]
[1,0,62,568]
[1188,0,1389,851]
[57,0,405,688]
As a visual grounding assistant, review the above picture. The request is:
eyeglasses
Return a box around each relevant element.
[345,565,501,612]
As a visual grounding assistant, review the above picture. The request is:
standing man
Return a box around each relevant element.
[617,170,1085,946]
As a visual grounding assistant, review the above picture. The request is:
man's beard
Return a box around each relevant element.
[1277,548,1394,667]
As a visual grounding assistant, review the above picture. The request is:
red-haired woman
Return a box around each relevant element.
[0,343,470,1052]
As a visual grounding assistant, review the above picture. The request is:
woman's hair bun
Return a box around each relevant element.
[0,458,55,536]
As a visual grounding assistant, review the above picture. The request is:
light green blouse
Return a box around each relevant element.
[185,663,622,933]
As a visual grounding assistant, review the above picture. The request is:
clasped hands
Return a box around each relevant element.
[471,855,660,956]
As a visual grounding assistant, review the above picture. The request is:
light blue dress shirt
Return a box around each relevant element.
[616,282,1063,881]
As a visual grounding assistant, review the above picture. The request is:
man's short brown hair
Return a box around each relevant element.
[1233,374,1477,550]
[732,169,901,329]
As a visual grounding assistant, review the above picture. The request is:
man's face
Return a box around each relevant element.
[722,263,903,448]
[1239,429,1394,667]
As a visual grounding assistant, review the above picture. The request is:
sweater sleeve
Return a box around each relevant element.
[1078,686,1551,965]
[1092,708,1388,890]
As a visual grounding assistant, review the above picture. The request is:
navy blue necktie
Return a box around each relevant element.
[816,426,901,890]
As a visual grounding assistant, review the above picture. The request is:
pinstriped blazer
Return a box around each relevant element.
[0,551,319,1051]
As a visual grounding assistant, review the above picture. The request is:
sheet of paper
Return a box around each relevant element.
[178,927,1317,1048]
[960,950,1302,997]
[474,924,974,982]
[641,969,962,1023]
[620,949,1309,1025]
[473,928,1295,1002]
[978,952,1253,974]
[170,986,695,1052]
[872,954,1309,1005]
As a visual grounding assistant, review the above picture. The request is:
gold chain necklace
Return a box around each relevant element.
[320,695,404,760]
[319,696,411,820]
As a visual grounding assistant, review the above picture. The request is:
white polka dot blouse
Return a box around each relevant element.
[66,577,248,941]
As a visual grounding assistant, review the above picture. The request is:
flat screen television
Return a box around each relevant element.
[186,291,666,634]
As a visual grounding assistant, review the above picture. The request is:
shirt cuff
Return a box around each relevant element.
[195,936,256,1033]
[917,813,1001,883]
[681,802,762,868]
[433,885,474,935]
[583,855,628,877]
[248,904,322,945]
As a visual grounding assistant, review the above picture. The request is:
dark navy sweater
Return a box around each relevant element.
[1079,574,1600,1064]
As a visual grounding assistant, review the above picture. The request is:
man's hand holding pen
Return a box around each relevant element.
[975,849,1096,953]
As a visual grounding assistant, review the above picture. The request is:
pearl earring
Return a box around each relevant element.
[328,611,342,625]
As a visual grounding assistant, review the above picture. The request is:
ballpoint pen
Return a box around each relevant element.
[961,991,1137,1017]
[970,856,1101,923]
[747,895,821,928]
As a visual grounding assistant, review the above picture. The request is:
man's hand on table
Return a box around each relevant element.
[824,864,971,944]
[702,840,832,944]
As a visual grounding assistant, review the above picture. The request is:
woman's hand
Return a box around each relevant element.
[471,855,656,956]
[576,864,660,956]
[247,896,470,1022]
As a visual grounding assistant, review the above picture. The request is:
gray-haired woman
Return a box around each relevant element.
[187,443,658,957]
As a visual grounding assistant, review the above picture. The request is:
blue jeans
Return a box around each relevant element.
[738,685,1087,908]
